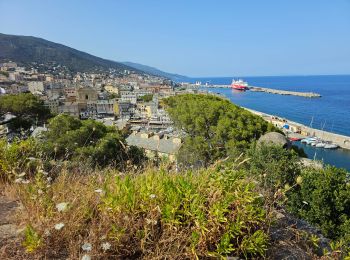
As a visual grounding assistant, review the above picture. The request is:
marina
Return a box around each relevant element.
[244,108,350,150]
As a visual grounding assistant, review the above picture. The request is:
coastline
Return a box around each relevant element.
[243,107,350,150]
[199,90,350,150]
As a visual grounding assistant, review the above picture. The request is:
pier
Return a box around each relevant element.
[249,86,321,98]
[193,83,322,98]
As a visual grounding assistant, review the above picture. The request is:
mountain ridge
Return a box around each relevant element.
[0,33,140,74]
[122,61,189,81]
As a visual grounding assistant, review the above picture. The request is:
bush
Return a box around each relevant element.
[0,138,40,182]
[286,166,350,244]
[14,164,270,259]
[247,143,302,191]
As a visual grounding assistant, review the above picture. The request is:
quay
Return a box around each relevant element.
[188,83,321,98]
[249,86,321,98]
[244,108,350,150]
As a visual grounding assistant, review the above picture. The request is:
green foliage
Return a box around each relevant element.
[138,94,153,102]
[8,162,271,258]
[40,114,146,168]
[163,94,278,167]
[247,143,301,190]
[0,93,51,130]
[0,70,9,77]
[286,166,350,243]
[0,137,40,181]
[23,225,42,253]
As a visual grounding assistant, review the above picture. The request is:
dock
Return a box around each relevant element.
[244,108,350,150]
[188,84,321,98]
[249,86,321,98]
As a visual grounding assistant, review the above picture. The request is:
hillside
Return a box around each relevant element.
[123,61,189,81]
[0,33,139,74]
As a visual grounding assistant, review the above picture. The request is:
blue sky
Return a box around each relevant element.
[1,0,350,76]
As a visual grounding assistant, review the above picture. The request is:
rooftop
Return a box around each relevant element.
[126,132,182,155]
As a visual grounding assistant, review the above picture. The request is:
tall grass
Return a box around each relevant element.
[11,164,270,259]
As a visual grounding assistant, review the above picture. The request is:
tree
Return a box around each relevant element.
[0,93,51,130]
[163,94,278,167]
[138,94,153,102]
[41,114,146,169]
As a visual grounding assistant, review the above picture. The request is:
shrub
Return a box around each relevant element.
[0,138,41,182]
[13,164,271,259]
[286,166,350,244]
[246,143,301,191]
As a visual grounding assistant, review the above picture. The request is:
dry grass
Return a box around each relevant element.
[3,164,272,259]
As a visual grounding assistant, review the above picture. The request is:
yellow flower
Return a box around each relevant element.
[296,176,303,185]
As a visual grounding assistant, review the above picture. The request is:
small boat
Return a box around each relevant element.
[315,142,326,148]
[324,142,339,149]
[301,138,317,145]
[289,137,302,141]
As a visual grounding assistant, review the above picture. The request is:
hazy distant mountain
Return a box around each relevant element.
[0,33,139,74]
[122,61,189,82]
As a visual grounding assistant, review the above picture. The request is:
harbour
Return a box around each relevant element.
[244,108,350,150]
[187,83,322,98]
[195,75,350,171]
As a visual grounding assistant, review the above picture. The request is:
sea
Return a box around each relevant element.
[191,75,350,171]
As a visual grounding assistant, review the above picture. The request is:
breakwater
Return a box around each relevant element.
[249,86,321,98]
[192,84,321,98]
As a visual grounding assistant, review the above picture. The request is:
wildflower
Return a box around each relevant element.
[284,184,291,190]
[94,189,103,194]
[82,242,92,251]
[14,178,23,183]
[92,127,96,132]
[56,202,68,212]
[81,254,91,260]
[296,176,303,185]
[37,189,44,195]
[18,172,26,177]
[44,229,51,236]
[149,194,156,199]
[54,223,65,230]
[146,218,157,225]
[302,201,309,205]
[101,242,111,251]
[47,177,52,182]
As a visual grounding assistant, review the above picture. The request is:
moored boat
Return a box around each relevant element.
[324,142,339,149]
[315,142,326,148]
[289,137,302,141]
[301,137,316,144]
